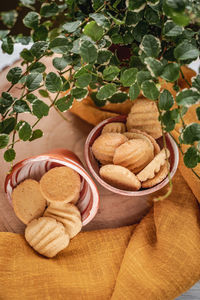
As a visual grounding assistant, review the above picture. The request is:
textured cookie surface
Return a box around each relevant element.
[12,179,47,225]
[129,129,160,155]
[44,203,82,238]
[25,217,70,258]
[123,131,154,155]
[91,133,128,164]
[102,122,126,134]
[142,162,169,188]
[100,164,141,191]
[113,139,154,173]
[126,98,162,139]
[137,148,170,182]
[40,167,81,203]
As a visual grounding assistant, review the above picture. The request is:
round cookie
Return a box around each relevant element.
[100,164,141,191]
[91,132,128,164]
[44,203,82,238]
[12,179,47,225]
[40,167,81,203]
[25,217,70,258]
[101,122,126,134]
[142,162,169,188]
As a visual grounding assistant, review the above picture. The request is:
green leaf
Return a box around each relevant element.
[196,107,200,121]
[40,3,59,18]
[183,123,200,144]
[159,89,174,110]
[53,55,71,71]
[1,10,18,28]
[20,49,34,62]
[61,77,70,91]
[144,57,163,77]
[96,84,117,100]
[125,11,142,26]
[29,62,46,73]
[127,0,146,12]
[108,92,128,103]
[92,0,104,10]
[16,35,31,45]
[184,146,199,168]
[6,67,22,84]
[55,96,73,112]
[4,148,16,162]
[63,21,81,33]
[83,21,104,42]
[49,37,71,54]
[176,90,200,106]
[163,21,183,37]
[76,74,92,88]
[26,73,42,91]
[20,0,35,7]
[0,92,14,107]
[162,111,175,132]
[103,66,120,81]
[30,41,48,58]
[161,63,180,82]
[80,40,98,64]
[71,88,88,100]
[45,72,62,93]
[133,21,148,42]
[97,50,112,65]
[111,34,124,44]
[39,90,49,98]
[140,34,161,58]
[90,92,106,107]
[129,83,140,100]
[192,75,200,92]
[141,80,159,100]
[13,100,31,113]
[23,12,39,29]
[1,36,14,54]
[18,121,32,141]
[89,13,110,28]
[0,134,9,149]
[26,94,37,103]
[144,6,160,25]
[137,70,152,87]
[0,118,16,134]
[0,30,10,40]
[33,25,48,42]
[29,129,43,141]
[174,42,199,61]
[120,68,137,87]
[32,100,49,119]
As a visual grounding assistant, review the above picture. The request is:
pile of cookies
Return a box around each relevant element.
[92,105,170,191]
[12,166,82,258]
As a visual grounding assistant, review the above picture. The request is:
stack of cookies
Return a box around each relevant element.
[92,100,170,191]
[12,166,82,258]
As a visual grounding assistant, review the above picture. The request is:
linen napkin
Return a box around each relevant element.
[0,67,200,300]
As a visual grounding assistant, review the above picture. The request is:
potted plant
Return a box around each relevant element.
[0,0,200,199]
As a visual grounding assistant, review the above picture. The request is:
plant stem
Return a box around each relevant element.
[48,94,70,122]
[180,68,192,88]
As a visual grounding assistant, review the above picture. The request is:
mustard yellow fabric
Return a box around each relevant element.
[0,66,200,300]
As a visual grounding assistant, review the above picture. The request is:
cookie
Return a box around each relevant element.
[113,139,154,174]
[126,98,162,139]
[123,132,154,155]
[91,133,128,164]
[100,164,141,191]
[25,217,70,258]
[129,129,160,155]
[40,167,81,203]
[44,203,82,238]
[137,148,170,182]
[12,179,47,225]
[142,162,169,188]
[102,122,126,134]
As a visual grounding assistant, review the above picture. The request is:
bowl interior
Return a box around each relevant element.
[85,115,179,196]
[5,155,99,226]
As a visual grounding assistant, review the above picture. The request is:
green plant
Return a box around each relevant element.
[0,0,200,183]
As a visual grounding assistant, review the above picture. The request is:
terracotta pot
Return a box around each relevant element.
[4,148,100,226]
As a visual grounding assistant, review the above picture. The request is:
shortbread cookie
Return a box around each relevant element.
[123,132,154,155]
[126,98,162,138]
[92,133,128,164]
[100,164,141,191]
[102,122,126,134]
[12,179,47,225]
[142,162,169,188]
[40,167,81,203]
[44,203,82,238]
[25,217,70,258]
[129,129,160,155]
[113,139,154,173]
[137,148,170,182]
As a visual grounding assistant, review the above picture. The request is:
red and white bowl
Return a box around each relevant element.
[4,148,100,226]
[85,115,179,197]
